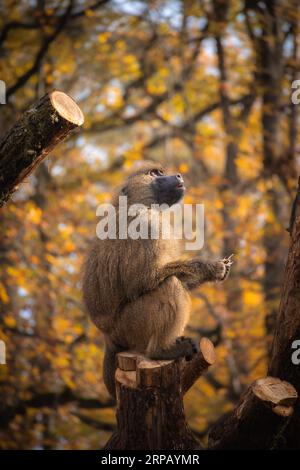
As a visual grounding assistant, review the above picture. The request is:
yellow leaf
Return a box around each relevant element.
[55,356,69,368]
[226,330,236,339]
[115,40,126,50]
[98,32,111,43]
[28,206,42,224]
[171,94,185,114]
[184,195,194,204]
[4,315,16,328]
[243,290,262,308]
[123,54,136,64]
[146,75,167,95]
[0,283,9,304]
[179,163,189,174]
[84,371,98,384]
[85,9,94,17]
[64,241,75,252]
[215,199,223,209]
[54,317,70,332]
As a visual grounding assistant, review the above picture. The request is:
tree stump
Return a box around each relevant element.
[208,376,298,449]
[0,90,84,206]
[104,337,216,450]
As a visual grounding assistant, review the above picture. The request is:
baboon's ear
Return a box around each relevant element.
[120,186,128,196]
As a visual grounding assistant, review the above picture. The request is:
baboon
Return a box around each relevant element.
[82,161,233,397]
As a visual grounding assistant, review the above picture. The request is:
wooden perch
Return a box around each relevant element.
[104,338,215,450]
[208,377,298,449]
[0,90,84,207]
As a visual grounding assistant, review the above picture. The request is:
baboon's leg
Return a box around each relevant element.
[113,276,192,356]
[149,336,198,361]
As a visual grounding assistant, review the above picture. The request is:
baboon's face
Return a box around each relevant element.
[122,165,185,207]
[150,168,185,206]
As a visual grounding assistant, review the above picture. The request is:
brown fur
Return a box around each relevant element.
[82,162,231,397]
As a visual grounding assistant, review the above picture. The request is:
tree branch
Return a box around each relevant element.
[0,1,110,48]
[0,388,114,428]
[0,90,84,206]
[181,338,216,394]
[6,1,74,100]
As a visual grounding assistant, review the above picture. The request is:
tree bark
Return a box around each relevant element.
[104,338,215,450]
[0,90,84,206]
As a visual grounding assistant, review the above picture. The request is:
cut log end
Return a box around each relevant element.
[199,337,216,366]
[117,351,140,371]
[50,90,84,125]
[116,351,175,389]
[115,368,137,389]
[181,337,216,394]
[273,405,294,417]
[253,377,298,408]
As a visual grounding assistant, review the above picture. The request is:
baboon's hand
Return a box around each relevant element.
[214,254,234,281]
[176,336,198,361]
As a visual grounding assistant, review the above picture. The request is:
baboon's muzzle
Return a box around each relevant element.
[152,173,185,206]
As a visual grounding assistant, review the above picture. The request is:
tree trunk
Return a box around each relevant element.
[105,338,215,450]
[267,179,300,448]
[0,90,84,206]
[258,0,286,349]
[208,181,300,449]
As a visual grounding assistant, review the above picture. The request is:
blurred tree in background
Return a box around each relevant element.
[0,0,299,449]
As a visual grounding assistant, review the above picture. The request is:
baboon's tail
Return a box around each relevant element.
[103,345,121,398]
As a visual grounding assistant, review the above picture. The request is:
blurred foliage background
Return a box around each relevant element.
[0,0,299,449]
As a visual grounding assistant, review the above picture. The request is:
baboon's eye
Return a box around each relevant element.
[149,169,164,177]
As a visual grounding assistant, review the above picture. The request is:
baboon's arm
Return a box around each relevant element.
[156,259,227,290]
[122,257,232,302]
